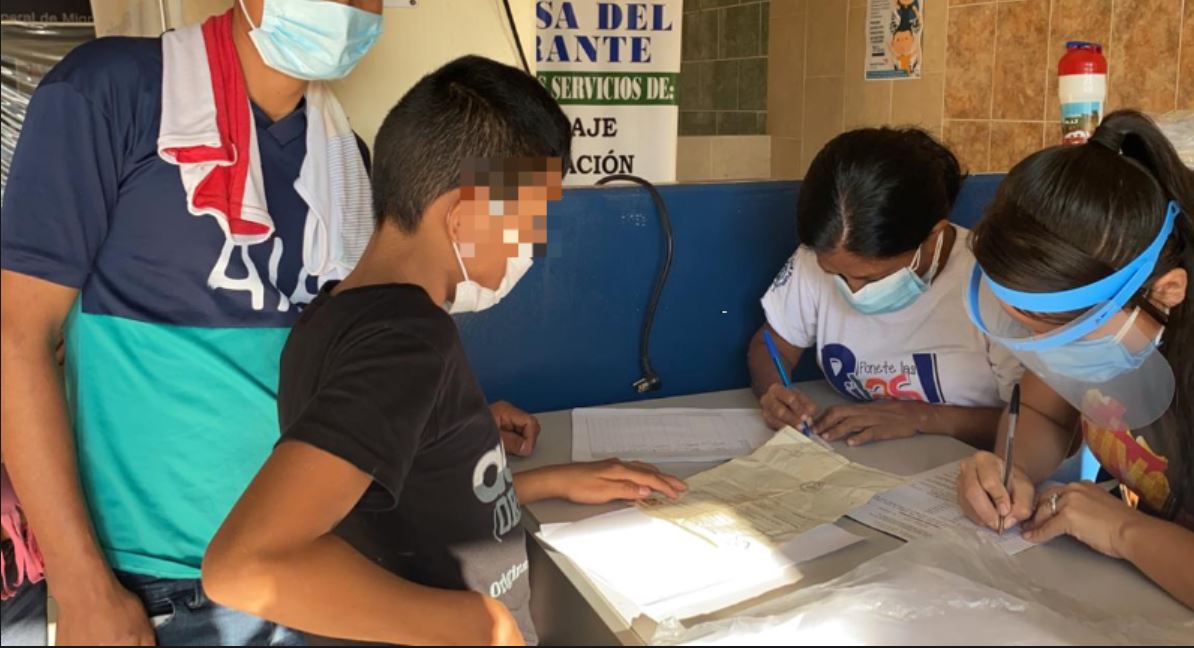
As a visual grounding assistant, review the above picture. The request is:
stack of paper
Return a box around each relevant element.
[571,408,775,463]
[638,427,907,548]
[847,461,1038,556]
[537,508,864,622]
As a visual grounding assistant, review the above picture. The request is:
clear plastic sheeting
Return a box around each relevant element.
[651,529,1194,646]
[0,22,94,202]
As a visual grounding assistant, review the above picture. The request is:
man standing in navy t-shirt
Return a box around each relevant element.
[0,1,394,645]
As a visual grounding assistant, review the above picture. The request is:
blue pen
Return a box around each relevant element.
[762,329,822,443]
[762,328,792,389]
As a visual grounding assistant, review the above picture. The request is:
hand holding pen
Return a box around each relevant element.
[759,383,818,432]
[956,383,1036,532]
[761,330,833,450]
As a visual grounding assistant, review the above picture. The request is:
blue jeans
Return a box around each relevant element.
[117,572,304,646]
[0,580,47,646]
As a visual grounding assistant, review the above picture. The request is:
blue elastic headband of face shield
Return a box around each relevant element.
[967,201,1180,351]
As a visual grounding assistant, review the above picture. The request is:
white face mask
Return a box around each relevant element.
[238,0,382,81]
[446,242,533,314]
[833,227,946,315]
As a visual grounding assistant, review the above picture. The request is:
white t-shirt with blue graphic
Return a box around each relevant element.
[761,227,1021,407]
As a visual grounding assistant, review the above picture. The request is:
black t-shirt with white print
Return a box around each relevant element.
[277,282,535,644]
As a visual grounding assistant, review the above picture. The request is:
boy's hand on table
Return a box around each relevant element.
[553,460,687,504]
[515,460,688,505]
[490,401,540,457]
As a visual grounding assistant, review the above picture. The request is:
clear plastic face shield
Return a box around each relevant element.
[966,201,1180,430]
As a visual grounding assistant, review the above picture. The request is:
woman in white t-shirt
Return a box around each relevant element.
[749,128,1021,448]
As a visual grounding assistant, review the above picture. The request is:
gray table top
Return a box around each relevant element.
[511,382,1193,644]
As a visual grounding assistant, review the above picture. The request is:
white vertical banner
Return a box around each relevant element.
[536,1,683,185]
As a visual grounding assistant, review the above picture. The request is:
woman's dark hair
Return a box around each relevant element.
[796,127,964,257]
[972,110,1194,457]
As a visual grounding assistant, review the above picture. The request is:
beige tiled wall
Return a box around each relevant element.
[1182,0,1194,108]
[944,0,1190,172]
[768,0,807,179]
[765,0,950,177]
[677,135,773,181]
[768,0,1194,177]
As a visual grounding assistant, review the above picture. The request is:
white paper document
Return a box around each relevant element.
[639,427,907,547]
[538,507,864,622]
[847,461,1037,555]
[571,407,775,463]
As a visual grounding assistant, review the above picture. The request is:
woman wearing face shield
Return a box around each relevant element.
[957,110,1194,610]
[749,128,1022,448]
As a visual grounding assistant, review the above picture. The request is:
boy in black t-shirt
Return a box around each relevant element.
[200,55,685,646]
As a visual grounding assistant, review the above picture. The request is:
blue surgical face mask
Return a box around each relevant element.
[240,0,383,81]
[1034,308,1161,383]
[834,228,945,315]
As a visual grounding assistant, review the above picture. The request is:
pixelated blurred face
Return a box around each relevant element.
[456,157,563,289]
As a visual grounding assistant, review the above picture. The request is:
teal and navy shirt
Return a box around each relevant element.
[0,37,357,578]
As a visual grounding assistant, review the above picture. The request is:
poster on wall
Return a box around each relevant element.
[536,1,682,185]
[865,0,923,80]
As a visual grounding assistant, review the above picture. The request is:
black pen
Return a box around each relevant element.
[998,383,1021,535]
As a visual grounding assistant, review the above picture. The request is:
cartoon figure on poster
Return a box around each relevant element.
[891,0,921,32]
[888,0,922,76]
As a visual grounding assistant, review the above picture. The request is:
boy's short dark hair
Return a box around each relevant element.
[372,55,572,231]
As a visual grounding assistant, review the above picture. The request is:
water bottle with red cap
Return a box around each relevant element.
[1058,41,1107,145]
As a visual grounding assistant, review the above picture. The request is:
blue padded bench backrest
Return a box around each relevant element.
[458,174,1005,413]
